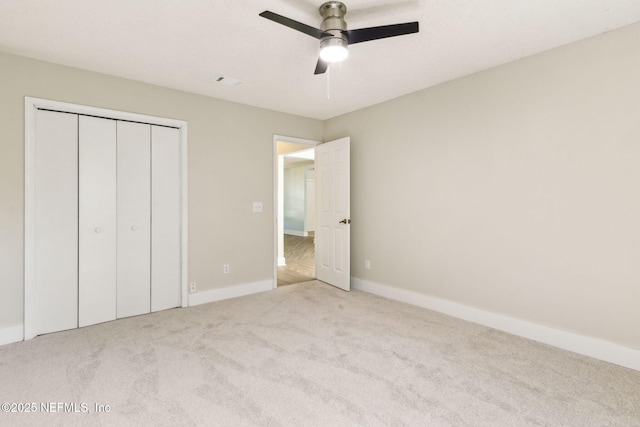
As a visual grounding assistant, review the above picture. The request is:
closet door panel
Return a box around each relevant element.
[151,126,182,312]
[117,121,151,318]
[79,116,117,327]
[34,110,79,335]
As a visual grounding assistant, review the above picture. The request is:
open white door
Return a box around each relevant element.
[315,137,350,291]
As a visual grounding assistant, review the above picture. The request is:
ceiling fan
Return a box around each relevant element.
[259,1,419,75]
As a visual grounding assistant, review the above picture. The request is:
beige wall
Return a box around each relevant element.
[324,23,640,350]
[0,52,323,332]
[3,22,640,351]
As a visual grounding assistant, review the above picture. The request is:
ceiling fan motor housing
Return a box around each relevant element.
[319,1,348,49]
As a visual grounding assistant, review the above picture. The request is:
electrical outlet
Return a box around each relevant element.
[252,202,263,213]
[223,264,230,274]
[364,259,371,270]
[190,282,197,293]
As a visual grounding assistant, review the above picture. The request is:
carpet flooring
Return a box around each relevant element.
[0,281,639,426]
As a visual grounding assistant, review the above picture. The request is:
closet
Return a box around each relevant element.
[32,108,183,336]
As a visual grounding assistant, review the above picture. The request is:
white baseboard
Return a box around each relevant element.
[284,229,307,237]
[277,256,286,267]
[0,325,24,346]
[188,280,274,307]
[352,278,640,372]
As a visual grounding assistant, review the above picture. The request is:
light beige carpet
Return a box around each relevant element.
[0,281,638,426]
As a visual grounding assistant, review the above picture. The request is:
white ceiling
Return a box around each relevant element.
[1,1,639,120]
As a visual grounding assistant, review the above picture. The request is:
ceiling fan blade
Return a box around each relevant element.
[259,11,332,39]
[314,58,329,75]
[343,22,419,44]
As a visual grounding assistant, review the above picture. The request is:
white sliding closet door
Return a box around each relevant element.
[34,110,79,334]
[78,116,117,327]
[151,126,182,312]
[117,121,151,318]
[27,98,187,339]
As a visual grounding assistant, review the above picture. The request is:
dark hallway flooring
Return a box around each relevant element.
[277,233,315,287]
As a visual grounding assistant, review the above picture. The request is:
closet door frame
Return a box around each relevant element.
[24,97,189,340]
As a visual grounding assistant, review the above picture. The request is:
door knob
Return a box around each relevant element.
[95,227,102,233]
[131,225,138,231]
[339,219,351,224]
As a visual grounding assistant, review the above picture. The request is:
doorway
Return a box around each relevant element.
[273,136,320,287]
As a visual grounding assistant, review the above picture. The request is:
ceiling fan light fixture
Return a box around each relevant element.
[259,2,419,75]
[320,45,349,62]
[319,37,349,62]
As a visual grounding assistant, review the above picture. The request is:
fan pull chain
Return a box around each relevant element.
[326,67,331,100]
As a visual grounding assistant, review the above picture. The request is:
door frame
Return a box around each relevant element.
[24,97,189,340]
[272,134,320,289]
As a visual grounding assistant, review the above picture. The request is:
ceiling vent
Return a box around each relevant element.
[214,75,245,87]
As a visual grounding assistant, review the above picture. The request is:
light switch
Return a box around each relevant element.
[253,202,263,213]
